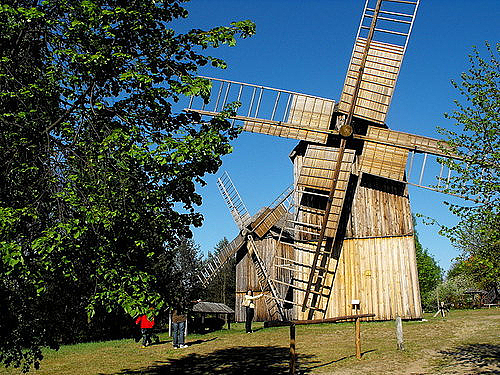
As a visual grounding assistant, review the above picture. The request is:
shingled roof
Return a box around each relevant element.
[191,302,234,314]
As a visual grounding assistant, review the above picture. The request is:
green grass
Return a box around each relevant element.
[1,309,499,374]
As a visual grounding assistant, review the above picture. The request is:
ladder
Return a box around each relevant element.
[247,236,287,321]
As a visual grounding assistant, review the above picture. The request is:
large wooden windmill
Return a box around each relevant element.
[193,0,459,321]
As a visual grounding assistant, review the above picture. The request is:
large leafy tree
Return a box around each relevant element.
[436,42,499,291]
[0,0,254,371]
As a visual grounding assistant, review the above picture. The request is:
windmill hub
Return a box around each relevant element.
[339,124,353,138]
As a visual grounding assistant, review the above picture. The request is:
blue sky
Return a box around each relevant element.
[177,0,498,271]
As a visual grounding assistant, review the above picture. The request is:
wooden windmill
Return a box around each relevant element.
[198,171,295,321]
[191,0,460,321]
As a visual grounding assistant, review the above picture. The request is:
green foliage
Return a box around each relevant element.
[203,238,236,309]
[434,42,499,291]
[414,227,443,310]
[153,238,204,309]
[0,0,254,371]
[431,274,476,309]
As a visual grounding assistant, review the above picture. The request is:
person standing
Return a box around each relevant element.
[172,307,188,349]
[242,290,263,333]
[135,313,155,348]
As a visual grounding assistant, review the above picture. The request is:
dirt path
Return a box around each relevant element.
[398,313,500,375]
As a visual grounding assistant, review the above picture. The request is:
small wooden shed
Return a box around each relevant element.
[191,301,235,330]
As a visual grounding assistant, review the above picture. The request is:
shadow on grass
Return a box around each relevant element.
[149,339,171,347]
[304,349,376,371]
[186,337,218,347]
[106,346,317,375]
[437,343,500,374]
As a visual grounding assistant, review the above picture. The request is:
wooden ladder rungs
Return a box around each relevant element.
[274,264,309,274]
[275,256,312,268]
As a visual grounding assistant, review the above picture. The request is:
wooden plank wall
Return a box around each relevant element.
[235,236,294,322]
[292,144,422,321]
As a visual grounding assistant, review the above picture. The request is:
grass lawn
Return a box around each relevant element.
[1,308,499,374]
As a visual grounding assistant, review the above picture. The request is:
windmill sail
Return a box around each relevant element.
[186,77,335,144]
[339,0,420,124]
[198,233,245,287]
[217,171,252,230]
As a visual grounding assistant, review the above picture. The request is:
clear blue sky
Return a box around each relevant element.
[177,1,499,272]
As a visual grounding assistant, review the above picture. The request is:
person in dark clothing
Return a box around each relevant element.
[242,290,263,333]
[172,307,187,349]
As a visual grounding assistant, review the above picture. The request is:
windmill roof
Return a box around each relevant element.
[250,207,293,239]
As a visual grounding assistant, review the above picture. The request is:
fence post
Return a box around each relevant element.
[355,317,361,359]
[396,316,404,350]
[290,323,296,375]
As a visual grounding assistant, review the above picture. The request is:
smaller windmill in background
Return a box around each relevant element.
[198,171,295,322]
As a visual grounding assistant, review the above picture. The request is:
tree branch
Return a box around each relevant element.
[42,85,92,134]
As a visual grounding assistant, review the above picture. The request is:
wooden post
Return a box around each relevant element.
[168,310,172,337]
[355,317,361,359]
[396,316,404,350]
[289,323,296,375]
[227,314,231,330]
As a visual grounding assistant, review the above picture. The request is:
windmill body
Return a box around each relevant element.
[193,0,460,321]
[234,209,294,322]
[289,143,421,320]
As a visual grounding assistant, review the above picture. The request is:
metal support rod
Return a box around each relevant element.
[214,81,223,112]
[271,91,281,121]
[255,87,264,117]
[438,163,444,188]
[446,168,452,189]
[366,8,414,18]
[222,82,231,108]
[232,84,243,126]
[283,93,292,122]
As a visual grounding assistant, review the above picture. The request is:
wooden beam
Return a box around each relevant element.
[355,317,361,359]
[265,313,376,327]
[289,324,296,375]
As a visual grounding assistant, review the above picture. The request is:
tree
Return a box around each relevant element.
[431,274,475,309]
[436,42,499,291]
[203,238,236,309]
[153,238,204,309]
[0,1,254,371]
[414,228,443,310]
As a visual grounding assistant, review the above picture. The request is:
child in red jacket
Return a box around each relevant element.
[135,314,155,348]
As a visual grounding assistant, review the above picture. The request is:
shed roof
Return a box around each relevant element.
[192,302,234,314]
